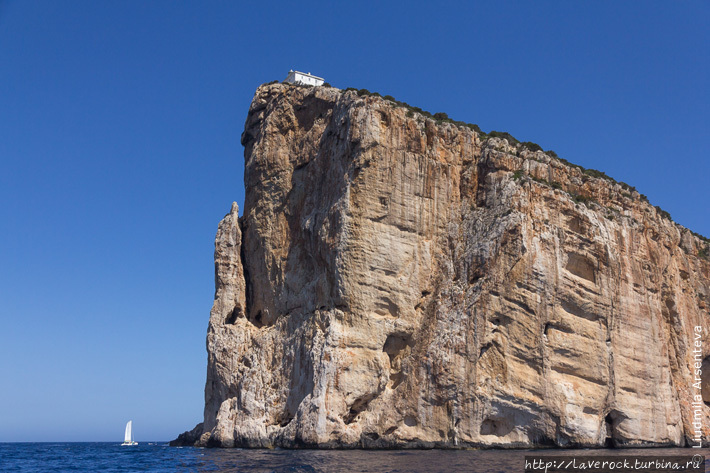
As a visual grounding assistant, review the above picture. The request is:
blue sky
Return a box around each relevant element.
[0,1,707,442]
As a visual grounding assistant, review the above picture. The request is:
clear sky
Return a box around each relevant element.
[0,1,707,442]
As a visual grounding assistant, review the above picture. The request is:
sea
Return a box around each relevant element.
[0,443,706,473]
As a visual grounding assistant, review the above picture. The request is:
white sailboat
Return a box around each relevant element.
[121,420,138,446]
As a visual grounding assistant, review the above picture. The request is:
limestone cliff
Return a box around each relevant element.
[175,83,710,448]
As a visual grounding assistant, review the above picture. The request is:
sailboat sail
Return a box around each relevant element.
[124,421,132,443]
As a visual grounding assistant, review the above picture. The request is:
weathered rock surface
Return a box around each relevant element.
[175,83,710,448]
[169,422,203,447]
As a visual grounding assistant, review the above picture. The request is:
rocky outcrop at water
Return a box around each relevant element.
[174,83,710,448]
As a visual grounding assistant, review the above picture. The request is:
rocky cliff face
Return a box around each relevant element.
[176,83,710,448]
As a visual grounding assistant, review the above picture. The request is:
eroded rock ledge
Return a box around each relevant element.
[173,83,710,448]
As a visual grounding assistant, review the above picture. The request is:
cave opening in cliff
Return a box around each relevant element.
[225,305,241,324]
[248,310,263,328]
[604,415,614,448]
[603,411,621,448]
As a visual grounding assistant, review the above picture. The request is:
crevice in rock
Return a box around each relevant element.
[560,297,599,321]
[225,305,242,325]
[503,296,536,315]
[389,372,404,390]
[249,310,264,328]
[343,394,376,424]
[551,365,606,386]
[415,291,431,311]
[545,321,575,335]
[468,266,485,285]
[276,412,294,428]
[240,217,261,329]
[604,413,615,447]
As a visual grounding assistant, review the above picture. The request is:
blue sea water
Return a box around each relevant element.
[0,443,705,473]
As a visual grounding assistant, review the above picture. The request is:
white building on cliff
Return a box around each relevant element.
[284,70,324,86]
